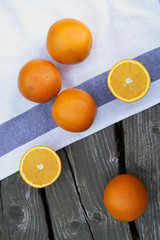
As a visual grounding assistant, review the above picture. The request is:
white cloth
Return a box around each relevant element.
[0,0,160,180]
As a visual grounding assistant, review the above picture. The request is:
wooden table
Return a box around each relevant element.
[0,104,159,240]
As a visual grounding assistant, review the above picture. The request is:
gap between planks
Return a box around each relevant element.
[114,121,140,240]
[63,148,95,240]
[40,188,55,240]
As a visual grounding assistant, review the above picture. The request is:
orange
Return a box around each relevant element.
[107,59,151,102]
[46,18,93,64]
[19,146,62,188]
[52,88,97,132]
[104,174,148,222]
[18,59,62,103]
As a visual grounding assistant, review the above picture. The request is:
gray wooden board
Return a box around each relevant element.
[122,104,160,240]
[45,149,94,240]
[0,172,49,240]
[64,126,132,240]
[0,185,9,240]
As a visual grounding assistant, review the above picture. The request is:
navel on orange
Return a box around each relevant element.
[19,146,62,188]
[107,59,151,102]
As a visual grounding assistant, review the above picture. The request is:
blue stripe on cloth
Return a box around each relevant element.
[77,47,160,107]
[0,47,160,157]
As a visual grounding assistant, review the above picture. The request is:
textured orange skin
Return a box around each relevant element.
[104,174,148,222]
[18,59,62,103]
[52,89,97,132]
[46,18,93,64]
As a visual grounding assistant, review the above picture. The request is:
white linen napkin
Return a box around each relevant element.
[0,0,160,180]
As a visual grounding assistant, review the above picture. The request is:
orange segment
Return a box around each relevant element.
[107,59,151,102]
[19,146,62,188]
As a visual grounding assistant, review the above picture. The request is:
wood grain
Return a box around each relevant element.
[45,149,94,240]
[122,104,160,240]
[0,172,49,240]
[65,126,132,240]
[0,182,9,240]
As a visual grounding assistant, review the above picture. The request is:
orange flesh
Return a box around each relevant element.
[20,146,61,188]
[107,60,151,102]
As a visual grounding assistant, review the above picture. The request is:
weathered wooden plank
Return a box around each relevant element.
[65,126,132,240]
[45,149,94,240]
[0,184,9,240]
[0,172,49,240]
[122,104,160,240]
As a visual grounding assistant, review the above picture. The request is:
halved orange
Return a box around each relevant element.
[107,59,151,102]
[19,146,62,188]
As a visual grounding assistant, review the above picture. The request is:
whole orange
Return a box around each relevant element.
[104,174,148,222]
[18,59,62,103]
[46,18,93,64]
[52,89,97,132]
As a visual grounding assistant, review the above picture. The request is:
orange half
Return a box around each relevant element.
[107,59,151,102]
[19,146,62,188]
